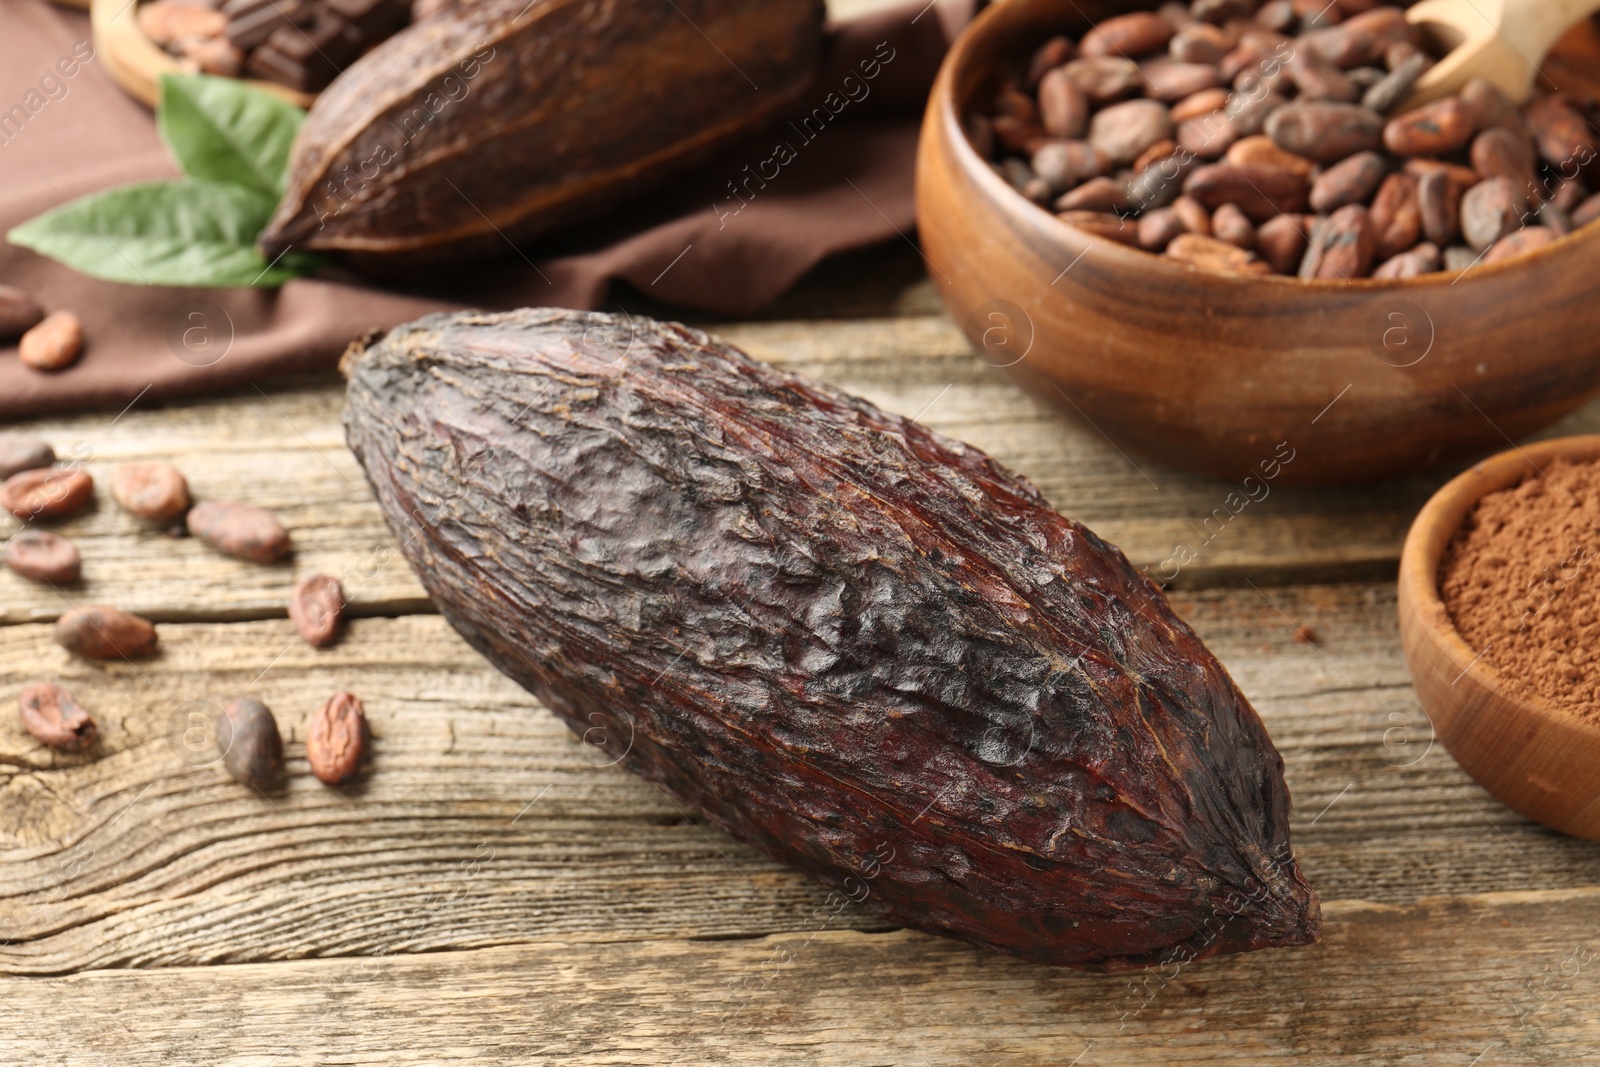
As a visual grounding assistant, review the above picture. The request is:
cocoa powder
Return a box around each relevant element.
[1439,458,1600,719]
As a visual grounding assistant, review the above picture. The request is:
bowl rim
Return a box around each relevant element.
[1397,433,1600,737]
[938,0,1598,289]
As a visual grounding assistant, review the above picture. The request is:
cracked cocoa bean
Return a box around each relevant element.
[307,691,367,785]
[110,462,192,522]
[217,698,284,789]
[289,573,345,647]
[343,308,1321,970]
[187,501,290,563]
[5,530,81,583]
[56,605,157,659]
[18,683,97,751]
[2,467,93,522]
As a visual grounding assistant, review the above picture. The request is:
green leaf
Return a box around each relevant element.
[7,180,315,288]
[157,73,304,195]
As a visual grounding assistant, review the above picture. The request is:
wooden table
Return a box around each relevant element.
[3,246,1599,1064]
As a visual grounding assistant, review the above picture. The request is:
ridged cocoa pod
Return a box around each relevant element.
[260,0,825,273]
[343,309,1321,971]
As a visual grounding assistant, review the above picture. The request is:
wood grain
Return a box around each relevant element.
[4,891,1600,1065]
[6,583,1599,975]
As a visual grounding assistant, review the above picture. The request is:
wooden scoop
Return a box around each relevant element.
[1402,0,1600,107]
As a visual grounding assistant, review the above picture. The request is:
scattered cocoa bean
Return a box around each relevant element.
[217,697,284,790]
[1255,0,1297,33]
[289,573,346,647]
[1256,213,1310,272]
[110,463,192,522]
[1194,0,1255,24]
[1265,101,1384,162]
[1165,232,1272,273]
[1482,226,1556,265]
[5,530,81,583]
[19,311,83,372]
[1369,172,1422,260]
[18,683,96,751]
[138,0,227,46]
[1308,150,1386,212]
[1536,202,1572,237]
[0,435,54,479]
[55,605,158,659]
[1460,176,1526,250]
[1038,69,1090,138]
[2,467,94,522]
[1211,202,1256,247]
[1184,162,1310,221]
[187,501,291,563]
[307,691,368,785]
[1550,177,1589,214]
[0,285,44,341]
[1089,99,1174,165]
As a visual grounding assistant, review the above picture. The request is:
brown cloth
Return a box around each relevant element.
[0,0,970,419]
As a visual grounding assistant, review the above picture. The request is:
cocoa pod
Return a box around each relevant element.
[2,467,93,522]
[289,573,346,647]
[0,285,44,341]
[1061,57,1143,103]
[1483,226,1556,265]
[307,691,368,785]
[1089,100,1173,166]
[56,605,158,659]
[19,311,83,372]
[1460,176,1526,250]
[0,435,54,479]
[18,683,96,751]
[1382,97,1477,157]
[187,501,291,563]
[1308,150,1386,212]
[343,309,1321,970]
[1265,101,1384,162]
[5,530,81,584]
[1082,12,1172,58]
[1038,69,1091,138]
[1256,213,1310,272]
[1372,241,1441,279]
[1369,172,1422,261]
[1183,162,1310,221]
[217,697,284,790]
[261,0,825,272]
[110,462,191,522]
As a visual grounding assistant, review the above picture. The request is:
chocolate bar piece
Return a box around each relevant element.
[225,0,313,50]
[324,0,407,37]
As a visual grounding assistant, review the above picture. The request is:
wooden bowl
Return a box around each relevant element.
[915,0,1600,485]
[92,0,316,109]
[1398,435,1600,840]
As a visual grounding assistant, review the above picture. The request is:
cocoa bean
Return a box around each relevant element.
[1126,156,1193,210]
[1158,0,1196,30]
[1308,150,1387,212]
[1211,202,1256,247]
[1057,211,1141,245]
[1298,25,1377,68]
[1383,97,1477,157]
[1054,175,1129,213]
[1442,245,1480,271]
[1193,0,1256,24]
[1167,231,1272,272]
[1482,226,1556,265]
[1081,12,1173,58]
[1307,203,1376,279]
[1256,213,1310,272]
[1460,76,1526,135]
[1184,161,1310,221]
[1140,59,1222,102]
[1574,191,1600,228]
[217,698,283,790]
[1536,202,1572,237]
[991,115,1042,154]
[1225,134,1315,177]
[1169,23,1230,64]
[1287,52,1358,102]
[5,530,81,584]
[1460,176,1526,250]
[966,115,994,160]
[307,691,368,785]
[1417,168,1463,245]
[1027,35,1075,86]
[18,683,96,751]
[343,308,1322,969]
[1031,140,1109,193]
[1551,177,1589,213]
[187,501,291,563]
[110,463,191,522]
[1138,207,1188,250]
[1471,127,1537,190]
[19,311,83,372]
[1404,158,1481,194]
[996,87,1039,125]
[1000,157,1039,195]
[1173,194,1213,235]
[290,573,346,647]
[1523,96,1597,170]
[1233,61,1289,98]
[1089,99,1173,165]
[1133,139,1178,172]
[1061,57,1143,103]
[1265,101,1384,162]
[1360,50,1426,115]
[1294,0,1342,31]
[1346,66,1386,91]
[1225,88,1287,137]
[1176,113,1238,158]
[2,467,93,522]
[55,605,157,659]
[0,285,44,341]
[1372,241,1441,279]
[0,435,54,479]
[1038,69,1090,138]
[1171,86,1230,123]
[1255,0,1297,33]
[1369,172,1421,260]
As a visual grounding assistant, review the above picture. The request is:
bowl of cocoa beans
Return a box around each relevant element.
[916,0,1600,485]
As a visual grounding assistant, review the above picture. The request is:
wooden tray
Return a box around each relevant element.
[90,0,316,109]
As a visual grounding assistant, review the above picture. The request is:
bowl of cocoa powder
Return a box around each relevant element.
[1399,434,1600,840]
[915,0,1600,484]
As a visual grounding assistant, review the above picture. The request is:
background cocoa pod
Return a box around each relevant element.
[306,691,367,784]
[260,0,825,273]
[18,683,97,751]
[343,308,1321,971]
[55,605,158,659]
[217,698,284,790]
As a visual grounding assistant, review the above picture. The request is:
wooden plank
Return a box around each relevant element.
[2,890,1598,1065]
[6,584,1599,974]
[10,319,1598,623]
